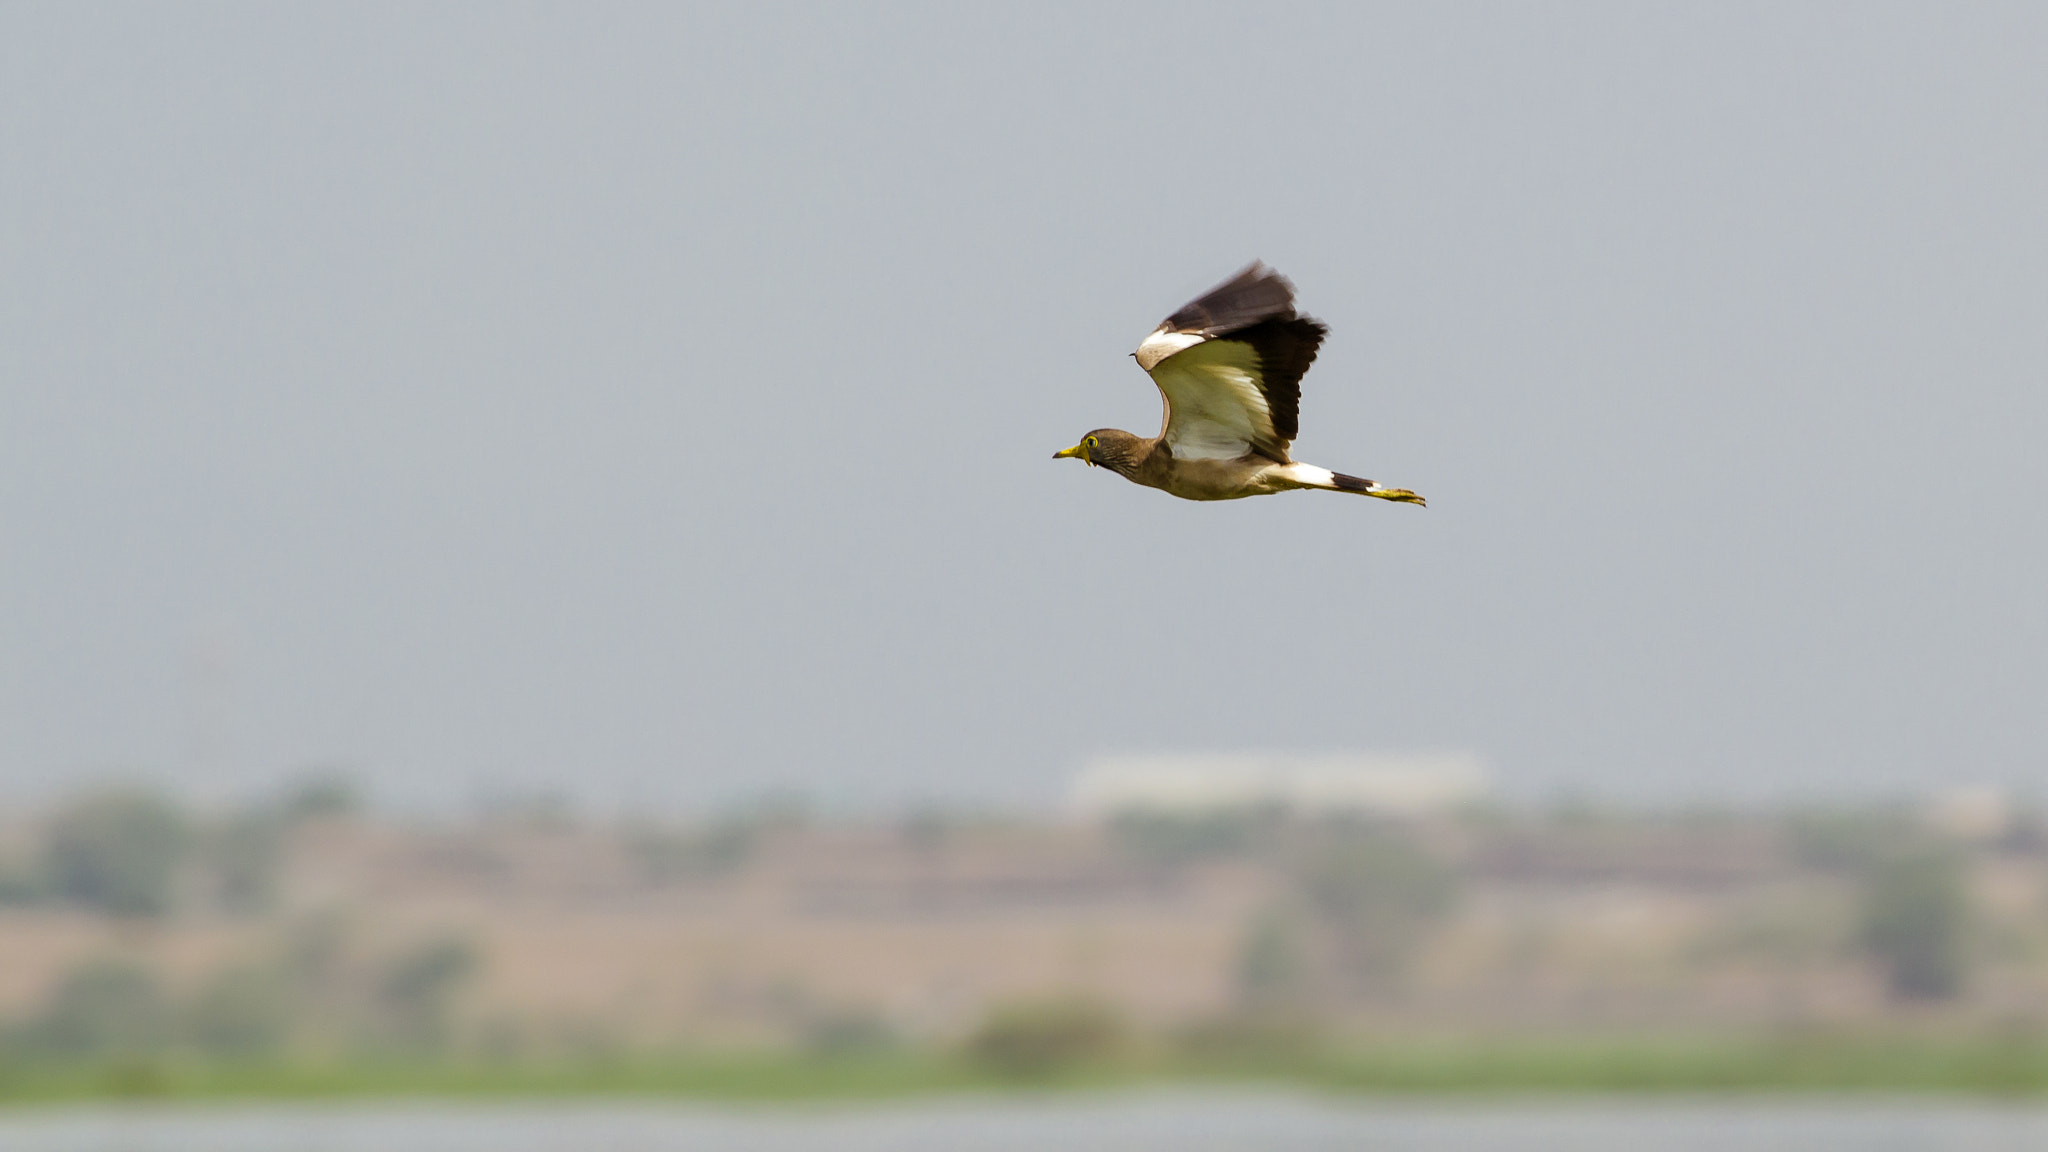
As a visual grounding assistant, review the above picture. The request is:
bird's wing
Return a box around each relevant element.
[1133,263,1327,463]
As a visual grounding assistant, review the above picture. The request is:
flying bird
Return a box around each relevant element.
[1054,263,1424,506]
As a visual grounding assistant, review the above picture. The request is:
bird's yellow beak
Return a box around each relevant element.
[1053,443,1089,463]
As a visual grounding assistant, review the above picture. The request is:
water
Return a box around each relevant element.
[1,1093,2045,1152]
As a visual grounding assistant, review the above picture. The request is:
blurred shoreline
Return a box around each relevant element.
[3,780,2046,1102]
[6,1033,2048,1104]
[3,1093,2047,1152]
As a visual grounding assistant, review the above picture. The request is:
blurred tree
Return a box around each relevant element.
[269,912,356,1043]
[186,964,292,1058]
[1993,803,2045,855]
[1109,805,1284,866]
[1235,908,1310,1009]
[1294,828,1457,992]
[898,808,955,853]
[477,790,576,830]
[280,773,359,821]
[966,996,1126,1077]
[30,958,169,1058]
[801,1007,899,1057]
[0,854,44,905]
[1860,849,1969,1000]
[1787,806,1922,873]
[625,821,756,884]
[1173,1009,1323,1063]
[281,911,349,991]
[43,792,189,917]
[377,937,479,1051]
[210,812,283,915]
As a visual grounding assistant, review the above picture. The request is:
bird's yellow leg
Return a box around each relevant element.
[1366,487,1426,506]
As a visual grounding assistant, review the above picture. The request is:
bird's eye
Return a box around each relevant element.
[1084,436,1097,448]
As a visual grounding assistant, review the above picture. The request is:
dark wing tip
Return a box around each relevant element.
[1222,315,1326,446]
[1158,261,1299,337]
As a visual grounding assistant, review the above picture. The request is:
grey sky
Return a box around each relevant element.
[3,3,2044,814]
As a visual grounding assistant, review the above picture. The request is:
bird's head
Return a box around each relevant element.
[1053,429,1142,474]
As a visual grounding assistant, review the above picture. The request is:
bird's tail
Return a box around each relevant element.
[1327,470,1426,506]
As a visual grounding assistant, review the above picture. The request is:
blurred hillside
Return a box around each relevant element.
[1,782,2046,1084]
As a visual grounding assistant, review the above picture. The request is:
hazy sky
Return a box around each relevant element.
[3,3,2044,814]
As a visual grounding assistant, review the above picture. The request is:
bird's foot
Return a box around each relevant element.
[1368,487,1426,506]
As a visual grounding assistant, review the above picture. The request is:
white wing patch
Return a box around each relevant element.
[1145,339,1277,462]
[1133,328,1204,372]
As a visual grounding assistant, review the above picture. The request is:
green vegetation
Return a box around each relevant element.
[1112,813,1463,1002]
[625,821,757,883]
[186,965,294,1058]
[1110,807,1284,865]
[1861,849,1970,1000]
[6,780,358,919]
[1786,806,1922,873]
[210,812,285,915]
[966,997,1127,1077]
[0,856,43,906]
[20,959,171,1059]
[375,937,480,1052]
[1293,827,1458,989]
[1234,909,1312,1008]
[0,919,484,1073]
[3,1032,2048,1104]
[1287,1033,2048,1095]
[43,791,190,917]
[622,794,819,885]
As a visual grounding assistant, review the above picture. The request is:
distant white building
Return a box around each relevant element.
[1069,751,1490,819]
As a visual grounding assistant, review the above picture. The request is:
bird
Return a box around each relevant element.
[1053,262,1425,506]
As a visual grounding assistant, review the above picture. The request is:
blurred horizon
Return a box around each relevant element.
[3,755,2038,826]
